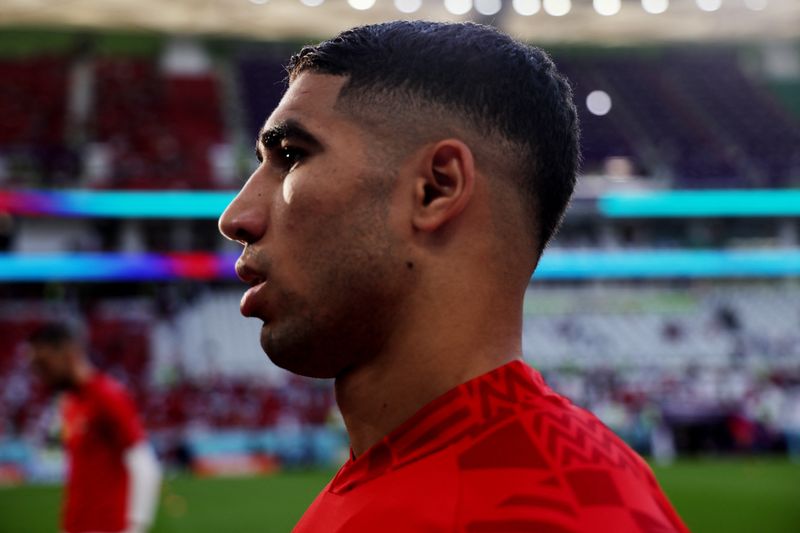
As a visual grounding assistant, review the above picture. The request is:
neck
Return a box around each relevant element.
[334,281,524,457]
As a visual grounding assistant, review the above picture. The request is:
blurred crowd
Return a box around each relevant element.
[544,364,800,462]
[1,286,800,477]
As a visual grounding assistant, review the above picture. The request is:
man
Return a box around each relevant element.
[219,21,689,532]
[28,322,161,533]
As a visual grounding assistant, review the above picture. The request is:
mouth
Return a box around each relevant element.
[240,277,268,318]
[235,254,271,319]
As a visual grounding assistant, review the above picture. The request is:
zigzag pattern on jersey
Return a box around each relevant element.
[389,361,563,470]
[332,361,648,493]
[389,361,544,466]
[531,409,645,478]
[461,361,562,422]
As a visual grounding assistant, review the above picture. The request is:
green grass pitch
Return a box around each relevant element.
[0,458,797,532]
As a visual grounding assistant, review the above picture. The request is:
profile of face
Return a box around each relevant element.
[28,342,75,392]
[218,73,410,379]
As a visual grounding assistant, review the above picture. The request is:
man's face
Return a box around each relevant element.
[28,343,73,391]
[219,73,409,379]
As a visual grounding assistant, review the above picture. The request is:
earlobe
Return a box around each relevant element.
[412,140,475,233]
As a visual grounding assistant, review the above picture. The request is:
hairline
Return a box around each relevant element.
[326,77,541,258]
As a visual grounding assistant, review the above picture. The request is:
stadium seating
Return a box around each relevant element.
[236,57,286,142]
[1,282,798,465]
[92,58,225,189]
[2,35,800,470]
[523,284,800,367]
[555,50,800,185]
[0,57,76,187]
[1,45,798,189]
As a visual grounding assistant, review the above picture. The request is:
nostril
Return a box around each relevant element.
[235,228,256,245]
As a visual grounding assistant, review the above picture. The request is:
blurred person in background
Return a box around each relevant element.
[219,20,688,532]
[27,321,161,533]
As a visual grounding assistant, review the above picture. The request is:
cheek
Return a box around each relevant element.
[278,175,343,234]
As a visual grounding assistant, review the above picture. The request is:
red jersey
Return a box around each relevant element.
[61,373,146,533]
[294,360,688,533]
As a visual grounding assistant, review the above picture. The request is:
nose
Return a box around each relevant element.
[218,172,269,245]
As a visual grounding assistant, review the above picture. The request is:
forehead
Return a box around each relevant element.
[261,73,357,139]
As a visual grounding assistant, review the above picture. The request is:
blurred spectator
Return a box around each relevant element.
[28,321,161,533]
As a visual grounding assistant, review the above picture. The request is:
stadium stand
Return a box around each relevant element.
[1,32,800,479]
[0,56,76,188]
[523,284,800,367]
[91,58,225,189]
[236,57,287,147]
[1,41,799,190]
[558,50,800,184]
[1,283,798,470]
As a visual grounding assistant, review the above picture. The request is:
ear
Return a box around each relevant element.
[411,139,475,233]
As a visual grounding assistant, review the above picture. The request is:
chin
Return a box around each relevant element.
[260,324,343,379]
[266,349,341,379]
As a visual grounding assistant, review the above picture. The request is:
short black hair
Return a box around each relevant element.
[28,321,85,348]
[287,21,580,255]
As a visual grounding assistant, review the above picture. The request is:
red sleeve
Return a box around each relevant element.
[95,376,146,449]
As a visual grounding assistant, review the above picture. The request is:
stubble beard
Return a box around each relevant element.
[261,173,405,379]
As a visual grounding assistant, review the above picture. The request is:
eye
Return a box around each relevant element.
[269,145,306,173]
[279,146,305,170]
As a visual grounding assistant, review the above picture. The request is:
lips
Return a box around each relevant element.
[240,280,268,318]
[234,255,270,318]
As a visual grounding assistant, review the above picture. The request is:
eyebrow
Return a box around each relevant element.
[257,119,321,152]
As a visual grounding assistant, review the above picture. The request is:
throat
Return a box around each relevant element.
[334,364,402,458]
[334,348,519,458]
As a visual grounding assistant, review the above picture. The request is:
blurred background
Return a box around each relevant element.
[0,0,799,532]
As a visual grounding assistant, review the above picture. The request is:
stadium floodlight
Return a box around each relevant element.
[594,0,621,16]
[512,0,541,15]
[444,0,472,14]
[641,0,668,13]
[744,0,767,10]
[300,0,325,6]
[586,90,612,116]
[395,0,422,12]
[543,0,571,16]
[348,0,376,9]
[696,0,722,11]
[475,0,502,15]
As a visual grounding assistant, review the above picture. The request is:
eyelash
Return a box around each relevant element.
[257,145,306,173]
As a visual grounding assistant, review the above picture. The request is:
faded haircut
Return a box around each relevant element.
[286,21,580,256]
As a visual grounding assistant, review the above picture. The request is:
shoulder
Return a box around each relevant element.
[460,367,644,476]
[86,373,147,443]
[453,397,686,532]
[85,373,138,414]
[87,373,130,398]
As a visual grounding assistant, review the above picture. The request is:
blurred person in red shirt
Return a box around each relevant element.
[28,321,161,533]
[219,21,688,533]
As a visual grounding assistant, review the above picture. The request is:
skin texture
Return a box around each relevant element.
[219,73,533,456]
